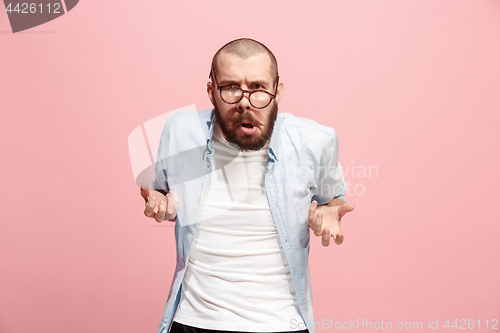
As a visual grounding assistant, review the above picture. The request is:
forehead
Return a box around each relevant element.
[215,52,273,84]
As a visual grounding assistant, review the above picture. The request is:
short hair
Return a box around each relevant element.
[211,38,279,86]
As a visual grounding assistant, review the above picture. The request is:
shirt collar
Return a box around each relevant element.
[207,109,283,161]
[268,114,283,162]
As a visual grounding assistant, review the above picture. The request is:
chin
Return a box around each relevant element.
[214,103,278,151]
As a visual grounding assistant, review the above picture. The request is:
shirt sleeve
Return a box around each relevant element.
[313,132,347,204]
[152,122,170,195]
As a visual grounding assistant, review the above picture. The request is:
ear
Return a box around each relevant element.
[274,82,285,105]
[207,81,215,106]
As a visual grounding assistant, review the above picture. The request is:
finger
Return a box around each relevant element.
[144,196,157,218]
[322,228,331,247]
[140,182,150,200]
[308,200,318,229]
[338,202,355,217]
[314,213,323,236]
[334,232,344,245]
[330,218,343,244]
[155,200,167,223]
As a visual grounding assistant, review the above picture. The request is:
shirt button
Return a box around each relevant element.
[163,318,168,323]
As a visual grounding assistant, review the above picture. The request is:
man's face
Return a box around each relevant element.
[207,52,284,151]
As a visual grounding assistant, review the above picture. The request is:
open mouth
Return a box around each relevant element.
[238,121,258,135]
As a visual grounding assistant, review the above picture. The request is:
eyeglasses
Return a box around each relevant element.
[209,67,278,109]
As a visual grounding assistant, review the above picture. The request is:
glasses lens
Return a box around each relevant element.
[221,87,242,103]
[220,87,273,108]
[249,91,272,108]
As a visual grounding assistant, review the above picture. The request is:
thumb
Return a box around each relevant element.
[338,202,355,216]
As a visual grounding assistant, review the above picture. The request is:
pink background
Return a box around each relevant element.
[1,1,499,332]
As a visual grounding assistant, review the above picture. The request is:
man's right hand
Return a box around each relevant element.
[140,183,178,223]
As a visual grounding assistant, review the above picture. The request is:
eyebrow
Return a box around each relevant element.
[218,79,270,88]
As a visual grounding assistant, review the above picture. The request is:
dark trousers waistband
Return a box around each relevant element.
[169,321,309,333]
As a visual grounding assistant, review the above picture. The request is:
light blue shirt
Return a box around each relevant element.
[153,109,347,333]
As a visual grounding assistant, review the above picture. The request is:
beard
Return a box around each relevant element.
[214,101,278,151]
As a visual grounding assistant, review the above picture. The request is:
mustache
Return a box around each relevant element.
[236,112,263,127]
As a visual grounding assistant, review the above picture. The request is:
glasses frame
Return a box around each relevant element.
[209,67,279,109]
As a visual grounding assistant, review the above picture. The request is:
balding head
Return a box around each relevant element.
[211,38,279,86]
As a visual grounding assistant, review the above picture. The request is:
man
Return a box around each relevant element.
[140,38,355,333]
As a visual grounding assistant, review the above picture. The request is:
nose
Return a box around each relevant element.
[236,91,252,110]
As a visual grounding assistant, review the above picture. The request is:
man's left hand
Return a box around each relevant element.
[307,200,355,247]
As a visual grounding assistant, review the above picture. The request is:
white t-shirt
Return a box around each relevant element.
[174,123,304,331]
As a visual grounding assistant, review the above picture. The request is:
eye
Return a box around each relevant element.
[221,85,240,92]
[222,85,242,98]
[254,84,264,90]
